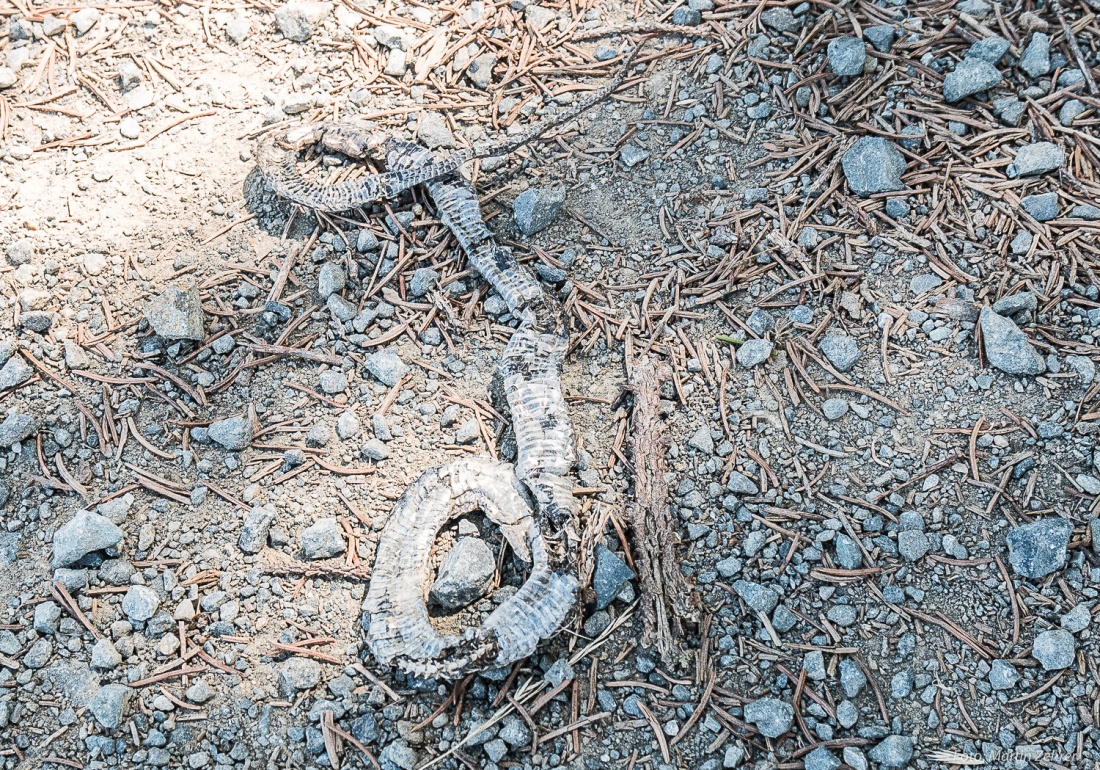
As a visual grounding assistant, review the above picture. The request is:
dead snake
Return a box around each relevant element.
[254,29,695,677]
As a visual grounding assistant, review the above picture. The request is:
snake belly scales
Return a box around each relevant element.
[255,85,624,678]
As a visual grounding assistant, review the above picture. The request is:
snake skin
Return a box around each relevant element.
[256,129,580,677]
[255,44,642,213]
[253,30,704,675]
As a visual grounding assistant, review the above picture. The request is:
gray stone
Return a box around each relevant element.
[593,544,635,609]
[91,638,122,670]
[993,96,1026,126]
[736,339,772,368]
[671,7,701,24]
[409,268,440,297]
[21,311,54,332]
[0,67,15,90]
[834,533,862,569]
[732,579,778,614]
[1010,230,1033,255]
[988,659,1019,690]
[379,740,418,770]
[746,308,775,336]
[417,112,454,148]
[967,35,1010,63]
[819,333,860,372]
[584,610,611,637]
[361,438,390,460]
[544,657,574,686]
[208,416,254,451]
[868,736,913,768]
[1021,192,1059,221]
[278,657,321,697]
[1033,629,1075,670]
[499,717,531,747]
[1019,32,1050,77]
[1061,603,1091,633]
[52,511,123,568]
[840,658,867,697]
[89,684,130,730]
[943,57,1002,102]
[33,602,61,634]
[716,556,742,578]
[0,412,35,446]
[743,698,793,738]
[275,1,330,42]
[688,425,714,454]
[992,291,1037,318]
[239,505,276,553]
[430,537,496,610]
[980,308,1045,375]
[760,7,800,32]
[117,60,141,91]
[898,530,930,561]
[145,284,204,341]
[723,744,746,768]
[1006,518,1071,578]
[1066,355,1096,384]
[122,585,160,622]
[798,227,820,249]
[337,411,360,440]
[364,349,408,386]
[1060,99,1087,126]
[828,37,865,76]
[803,650,826,680]
[804,747,840,770]
[898,510,924,532]
[6,239,32,266]
[0,355,32,390]
[726,471,759,496]
[53,568,88,593]
[836,699,858,728]
[885,198,909,218]
[822,398,849,421]
[317,262,346,299]
[863,25,895,52]
[186,679,215,704]
[827,604,858,626]
[910,273,942,294]
[318,369,347,395]
[484,739,508,764]
[524,4,556,27]
[620,144,650,167]
[1008,142,1064,177]
[513,187,566,236]
[226,14,250,43]
[842,137,905,195]
[466,53,497,88]
[890,669,913,698]
[23,638,52,668]
[383,48,406,77]
[351,713,378,744]
[301,518,345,560]
[1071,204,1100,220]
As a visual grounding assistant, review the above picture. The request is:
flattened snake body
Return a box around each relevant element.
[255,29,693,677]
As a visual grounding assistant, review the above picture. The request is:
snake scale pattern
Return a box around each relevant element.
[256,29,697,677]
[258,121,587,679]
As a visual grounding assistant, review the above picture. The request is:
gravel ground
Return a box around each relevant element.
[2,0,1100,769]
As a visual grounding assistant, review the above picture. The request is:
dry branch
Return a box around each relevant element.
[625,354,698,667]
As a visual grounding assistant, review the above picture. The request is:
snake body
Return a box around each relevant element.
[258,131,579,677]
[255,28,702,676]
